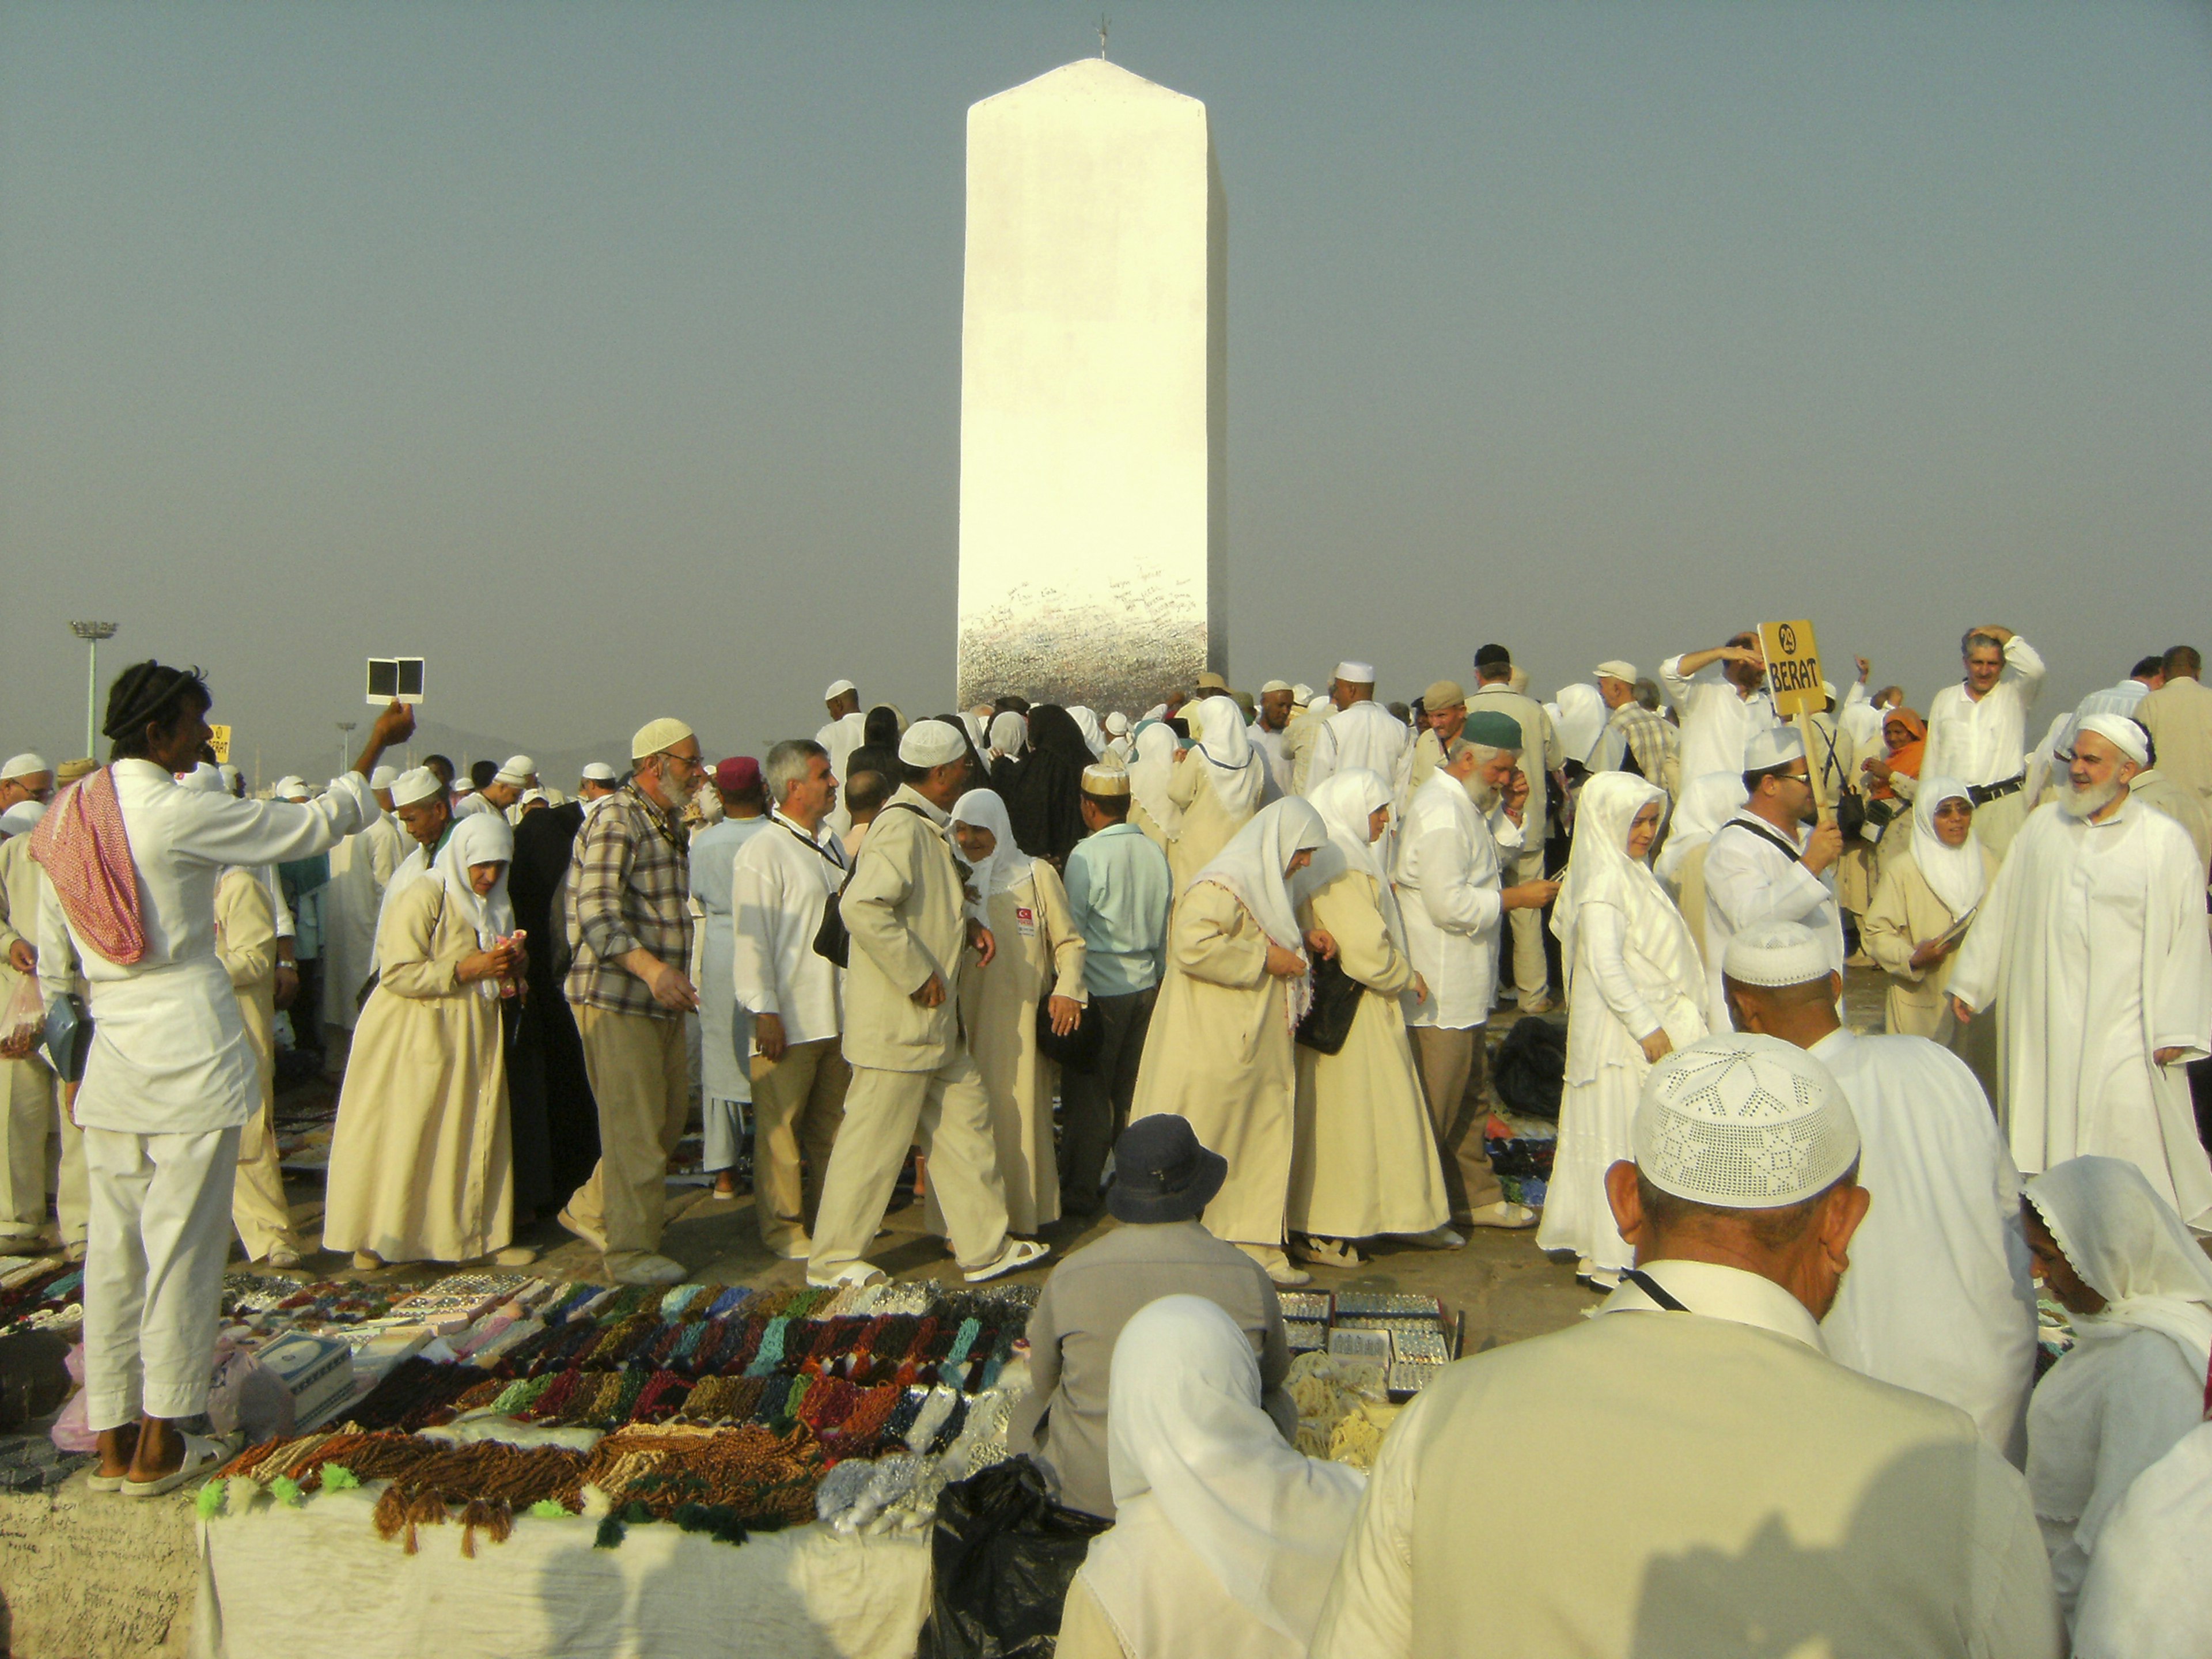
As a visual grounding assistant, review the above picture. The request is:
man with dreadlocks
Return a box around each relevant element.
[17,662,411,1495]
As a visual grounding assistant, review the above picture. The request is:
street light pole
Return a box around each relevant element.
[69,622,119,757]
[336,722,357,777]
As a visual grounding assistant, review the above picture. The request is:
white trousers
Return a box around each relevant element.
[701,1096,745,1174]
[82,1125,240,1430]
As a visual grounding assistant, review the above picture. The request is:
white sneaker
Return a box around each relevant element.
[608,1253,686,1286]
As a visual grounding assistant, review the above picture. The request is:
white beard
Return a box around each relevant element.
[1468,778,1502,813]
[2059,778,2120,820]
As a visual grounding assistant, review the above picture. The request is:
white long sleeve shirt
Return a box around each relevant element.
[1305,700,1412,800]
[1700,810,1843,1026]
[1393,770,1521,1029]
[1922,635,2046,787]
[39,760,376,1134]
[729,809,846,1047]
[1660,654,1780,787]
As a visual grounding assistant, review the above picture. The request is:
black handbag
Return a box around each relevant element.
[44,993,94,1084]
[1294,955,1364,1055]
[1034,992,1103,1071]
[811,804,919,968]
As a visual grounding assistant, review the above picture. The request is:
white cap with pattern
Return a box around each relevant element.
[1633,1032,1859,1209]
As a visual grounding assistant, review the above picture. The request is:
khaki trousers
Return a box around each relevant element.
[567,1005,691,1271]
[1506,846,1551,999]
[748,1037,850,1256]
[808,1052,1010,1283]
[230,1101,301,1262]
[1,1056,54,1240]
[1410,1025,1504,1222]
[1969,787,2029,861]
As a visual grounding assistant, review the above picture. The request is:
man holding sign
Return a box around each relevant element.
[1700,626,1847,1028]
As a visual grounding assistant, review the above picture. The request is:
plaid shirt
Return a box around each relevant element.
[563,786,692,1018]
[1608,703,1680,785]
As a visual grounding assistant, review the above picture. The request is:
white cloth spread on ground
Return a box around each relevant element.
[1949,798,2212,1225]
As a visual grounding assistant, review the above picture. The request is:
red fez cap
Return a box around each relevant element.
[712,756,762,793]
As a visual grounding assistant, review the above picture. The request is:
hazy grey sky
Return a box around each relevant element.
[5,2,2208,780]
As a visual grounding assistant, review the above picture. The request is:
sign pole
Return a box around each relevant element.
[1795,709,1832,827]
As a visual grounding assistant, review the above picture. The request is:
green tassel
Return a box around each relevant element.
[195,1479,229,1519]
[594,1514,626,1550]
[622,1501,654,1527]
[320,1464,360,1492]
[527,1499,570,1520]
[269,1475,304,1508]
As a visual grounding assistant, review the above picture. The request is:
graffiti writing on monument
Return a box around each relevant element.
[957,563,1210,712]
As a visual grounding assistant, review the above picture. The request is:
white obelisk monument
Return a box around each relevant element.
[956,58,1226,710]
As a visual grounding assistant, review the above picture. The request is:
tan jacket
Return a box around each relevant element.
[1860,846,1999,1029]
[1468,685,1565,843]
[837,786,973,1073]
[2138,675,2212,808]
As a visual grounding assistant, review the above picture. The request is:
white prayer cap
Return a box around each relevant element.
[1259,679,1293,695]
[177,763,228,794]
[824,678,857,701]
[494,754,536,786]
[390,766,444,808]
[0,801,47,837]
[631,717,694,760]
[581,761,617,783]
[1,753,51,782]
[1333,661,1376,685]
[2073,713,2148,767]
[1081,763,1130,796]
[1291,684,1315,706]
[369,764,399,789]
[1593,660,1638,684]
[273,775,309,801]
[1104,711,1131,736]
[1634,1032,1861,1209]
[1743,726,1806,772]
[453,781,475,796]
[898,720,968,768]
[1722,920,1835,989]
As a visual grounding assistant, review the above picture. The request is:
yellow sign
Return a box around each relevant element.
[1758,619,1824,719]
[207,725,232,764]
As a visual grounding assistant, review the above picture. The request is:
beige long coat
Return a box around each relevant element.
[837,787,974,1073]
[1165,760,1250,893]
[217,867,298,1260]
[324,878,513,1263]
[1131,881,1296,1248]
[927,863,1085,1236]
[1286,869,1448,1240]
[1859,846,2001,1094]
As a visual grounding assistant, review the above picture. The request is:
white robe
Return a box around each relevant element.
[2070,1421,2212,1659]
[815,710,869,838]
[1699,811,1843,1028]
[1304,701,1411,801]
[1393,771,1520,1030]
[320,810,404,1028]
[1948,798,2212,1226]
[1810,1028,2039,1463]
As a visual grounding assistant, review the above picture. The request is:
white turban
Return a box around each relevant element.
[2074,713,2148,767]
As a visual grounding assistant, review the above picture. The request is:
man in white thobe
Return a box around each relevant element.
[2137,644,2212,812]
[1702,726,1845,1026]
[1723,921,2038,1463]
[26,668,407,1491]
[1660,631,1781,787]
[1921,625,2046,859]
[1949,714,2212,1226]
[1393,717,1555,1230]
[0,805,56,1249]
[688,756,772,1200]
[1302,660,1412,800]
[317,763,404,1048]
[731,739,850,1257]
[815,677,869,841]
[455,754,535,820]
[1247,680,1296,798]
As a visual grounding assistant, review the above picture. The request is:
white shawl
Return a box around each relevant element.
[1304,767,1406,948]
[1908,775,1988,920]
[1129,721,1183,837]
[1552,771,1701,999]
[949,787,1034,897]
[2028,1156,2212,1380]
[1190,695,1266,817]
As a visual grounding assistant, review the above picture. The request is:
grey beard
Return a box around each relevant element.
[1468,779,1501,812]
[2059,779,2120,820]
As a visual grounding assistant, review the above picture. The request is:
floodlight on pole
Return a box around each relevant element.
[337,721,357,776]
[69,622,119,758]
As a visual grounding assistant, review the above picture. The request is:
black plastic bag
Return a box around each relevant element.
[917,1457,1111,1659]
[1492,1014,1566,1121]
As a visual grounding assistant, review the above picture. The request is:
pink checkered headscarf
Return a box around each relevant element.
[29,768,146,966]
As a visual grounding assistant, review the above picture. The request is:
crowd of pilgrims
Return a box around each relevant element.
[2,626,2210,1656]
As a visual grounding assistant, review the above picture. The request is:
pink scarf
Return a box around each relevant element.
[29,768,147,966]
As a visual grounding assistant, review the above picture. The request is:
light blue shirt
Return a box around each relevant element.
[1062,822,1172,998]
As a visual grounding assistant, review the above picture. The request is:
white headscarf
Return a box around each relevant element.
[430,809,516,948]
[960,711,988,751]
[1128,721,1183,836]
[1908,776,1987,920]
[1078,1296,1367,1659]
[1192,797,1325,960]
[1189,694,1265,816]
[2028,1156,2212,1380]
[1552,681,1608,767]
[1551,772,1701,1003]
[988,711,1028,760]
[949,787,1034,898]
[1654,771,1749,887]
[1067,706,1107,757]
[1304,767,1405,948]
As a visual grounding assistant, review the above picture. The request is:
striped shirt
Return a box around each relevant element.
[563,786,692,1018]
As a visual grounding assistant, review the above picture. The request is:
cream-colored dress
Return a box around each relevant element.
[1859,846,2001,1096]
[1131,882,1295,1248]
[926,862,1085,1237]
[323,878,513,1263]
[1166,762,1251,893]
[1286,870,1447,1240]
[215,866,300,1262]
